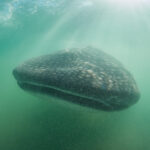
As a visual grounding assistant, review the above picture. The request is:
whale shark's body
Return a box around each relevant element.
[13,47,140,111]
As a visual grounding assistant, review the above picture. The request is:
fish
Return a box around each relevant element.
[13,47,140,111]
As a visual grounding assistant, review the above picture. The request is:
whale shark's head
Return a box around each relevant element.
[13,47,140,111]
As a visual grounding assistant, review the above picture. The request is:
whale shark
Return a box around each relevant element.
[13,47,140,111]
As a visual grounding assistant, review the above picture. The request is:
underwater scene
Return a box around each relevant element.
[0,0,150,150]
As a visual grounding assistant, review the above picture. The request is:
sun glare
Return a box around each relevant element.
[108,0,146,6]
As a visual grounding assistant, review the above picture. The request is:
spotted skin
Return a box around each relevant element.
[13,47,140,111]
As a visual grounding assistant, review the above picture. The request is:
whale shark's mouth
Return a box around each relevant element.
[17,81,116,111]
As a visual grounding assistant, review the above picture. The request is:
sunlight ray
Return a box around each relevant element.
[31,9,84,55]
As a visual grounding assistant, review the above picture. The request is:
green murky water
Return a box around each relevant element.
[0,0,150,150]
